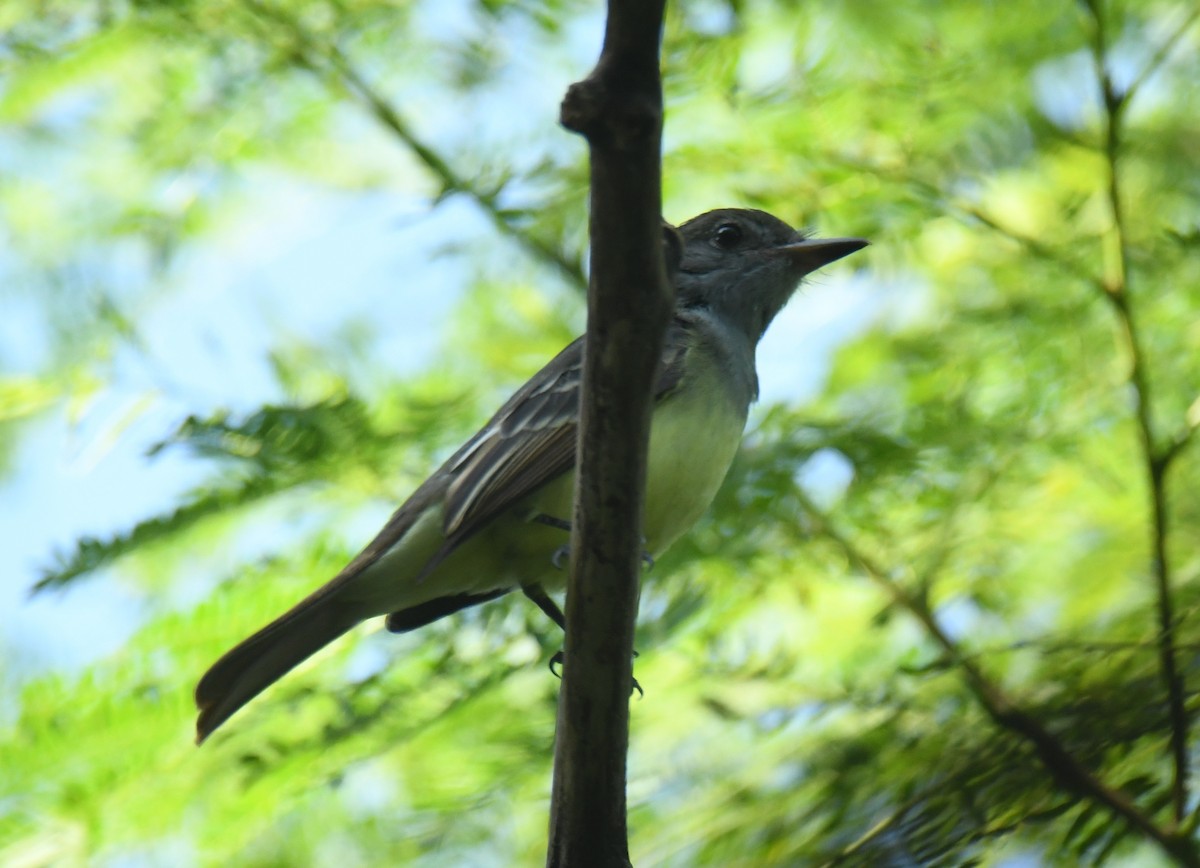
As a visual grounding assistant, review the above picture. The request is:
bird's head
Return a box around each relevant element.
[674,208,867,343]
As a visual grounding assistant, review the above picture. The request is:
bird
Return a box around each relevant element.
[194,208,867,743]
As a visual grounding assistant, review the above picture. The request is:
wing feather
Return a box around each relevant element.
[424,321,691,578]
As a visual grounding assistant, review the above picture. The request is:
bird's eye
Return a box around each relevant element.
[713,222,743,250]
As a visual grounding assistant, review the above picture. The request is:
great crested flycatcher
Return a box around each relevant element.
[195,208,867,742]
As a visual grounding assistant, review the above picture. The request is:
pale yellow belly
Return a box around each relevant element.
[520,380,746,558]
[641,387,746,554]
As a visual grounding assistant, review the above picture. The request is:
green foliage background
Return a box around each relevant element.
[2,0,1199,865]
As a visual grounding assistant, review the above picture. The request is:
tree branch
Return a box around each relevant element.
[793,488,1200,866]
[1081,0,1190,824]
[545,2,670,866]
[1117,5,1200,114]
[243,0,587,291]
[956,204,1103,292]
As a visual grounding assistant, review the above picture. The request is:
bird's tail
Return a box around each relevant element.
[194,592,358,744]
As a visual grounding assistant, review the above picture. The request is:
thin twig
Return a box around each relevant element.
[1119,5,1200,112]
[794,488,1199,865]
[1160,398,1200,475]
[1080,0,1190,824]
[820,791,925,867]
[956,205,1102,292]
[822,797,1074,867]
[323,49,587,290]
[243,0,587,291]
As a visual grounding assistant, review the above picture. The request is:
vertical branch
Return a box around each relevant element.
[546,2,671,867]
[1080,0,1190,824]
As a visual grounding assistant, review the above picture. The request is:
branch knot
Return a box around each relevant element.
[560,71,662,149]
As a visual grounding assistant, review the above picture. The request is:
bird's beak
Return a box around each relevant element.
[776,237,869,272]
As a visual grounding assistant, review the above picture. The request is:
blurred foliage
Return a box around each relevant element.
[2,0,1200,866]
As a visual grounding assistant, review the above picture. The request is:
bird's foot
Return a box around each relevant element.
[552,543,570,570]
[548,650,643,697]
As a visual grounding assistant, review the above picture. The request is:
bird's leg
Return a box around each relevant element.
[521,583,568,677]
[521,582,565,630]
[521,573,643,699]
[532,513,654,571]
[519,583,570,678]
[532,513,572,532]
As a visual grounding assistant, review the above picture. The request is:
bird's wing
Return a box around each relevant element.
[428,321,690,566]
[442,338,585,537]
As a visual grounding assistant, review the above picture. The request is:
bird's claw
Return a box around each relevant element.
[639,535,654,570]
[548,650,643,697]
